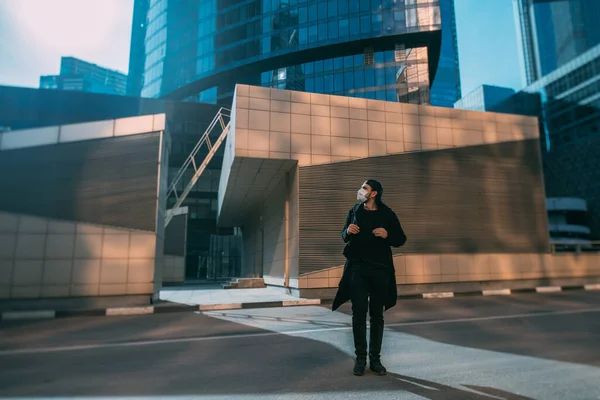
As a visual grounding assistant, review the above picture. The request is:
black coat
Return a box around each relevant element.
[332,202,407,312]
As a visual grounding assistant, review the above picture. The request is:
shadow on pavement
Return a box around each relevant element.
[0,311,537,399]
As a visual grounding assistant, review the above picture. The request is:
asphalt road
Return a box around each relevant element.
[1,291,599,400]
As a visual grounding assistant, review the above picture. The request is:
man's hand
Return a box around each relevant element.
[347,224,360,235]
[373,228,388,239]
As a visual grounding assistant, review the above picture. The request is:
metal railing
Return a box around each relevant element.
[550,241,600,254]
[165,107,231,227]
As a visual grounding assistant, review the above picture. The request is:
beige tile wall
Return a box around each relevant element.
[297,253,600,289]
[232,84,539,167]
[0,211,160,299]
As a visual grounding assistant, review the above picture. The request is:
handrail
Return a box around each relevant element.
[550,240,600,254]
[165,107,231,227]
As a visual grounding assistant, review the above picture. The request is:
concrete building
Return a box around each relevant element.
[40,57,128,96]
[0,114,169,301]
[1,84,600,303]
[217,84,600,296]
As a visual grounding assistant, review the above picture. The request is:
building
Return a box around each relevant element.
[127,0,150,97]
[454,85,516,112]
[453,45,600,239]
[39,57,128,96]
[216,84,600,295]
[3,83,600,303]
[131,0,462,106]
[0,86,237,283]
[514,0,600,86]
[547,197,593,245]
[429,0,461,108]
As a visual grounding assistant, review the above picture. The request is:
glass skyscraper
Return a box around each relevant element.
[514,0,600,85]
[131,0,461,106]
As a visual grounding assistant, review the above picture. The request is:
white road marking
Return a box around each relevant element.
[422,292,454,299]
[536,286,562,293]
[2,307,600,357]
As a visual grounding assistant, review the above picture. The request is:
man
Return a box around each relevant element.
[332,179,407,376]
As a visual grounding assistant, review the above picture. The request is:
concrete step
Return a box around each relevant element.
[223,278,266,289]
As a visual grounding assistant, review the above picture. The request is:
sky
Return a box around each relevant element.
[0,0,524,97]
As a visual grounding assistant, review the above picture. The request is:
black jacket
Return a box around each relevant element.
[332,202,407,312]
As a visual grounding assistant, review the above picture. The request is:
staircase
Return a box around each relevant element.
[165,107,231,227]
[223,278,266,289]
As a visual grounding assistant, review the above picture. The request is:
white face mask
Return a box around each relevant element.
[357,188,369,203]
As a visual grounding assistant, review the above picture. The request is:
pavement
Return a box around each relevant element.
[159,286,318,307]
[0,291,599,399]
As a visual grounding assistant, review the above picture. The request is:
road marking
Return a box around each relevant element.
[2,307,599,357]
[536,286,562,293]
[422,292,454,299]
[482,289,511,296]
[585,283,600,291]
[105,307,154,316]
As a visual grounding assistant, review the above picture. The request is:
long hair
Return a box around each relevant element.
[365,179,384,206]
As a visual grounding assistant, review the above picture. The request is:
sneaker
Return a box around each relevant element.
[353,358,366,376]
[369,359,387,376]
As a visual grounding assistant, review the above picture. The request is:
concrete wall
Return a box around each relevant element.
[0,114,168,300]
[162,255,185,283]
[0,212,161,299]
[298,253,600,290]
[240,168,299,285]
[218,85,600,293]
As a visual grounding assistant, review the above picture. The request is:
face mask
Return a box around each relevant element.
[357,188,369,203]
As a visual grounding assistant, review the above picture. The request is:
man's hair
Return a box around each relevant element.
[365,179,383,206]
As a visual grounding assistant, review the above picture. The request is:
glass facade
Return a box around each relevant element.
[137,0,443,104]
[514,0,600,85]
[429,0,461,107]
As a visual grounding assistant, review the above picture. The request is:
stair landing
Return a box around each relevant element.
[223,278,266,289]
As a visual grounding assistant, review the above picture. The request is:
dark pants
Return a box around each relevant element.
[350,263,389,362]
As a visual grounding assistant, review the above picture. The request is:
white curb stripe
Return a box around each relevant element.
[282,299,321,306]
[536,286,562,293]
[105,306,154,316]
[199,303,243,311]
[2,310,56,320]
[584,283,600,291]
[482,289,511,296]
[422,292,454,299]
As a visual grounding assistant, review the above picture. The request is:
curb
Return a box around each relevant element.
[1,284,599,321]
[0,299,322,321]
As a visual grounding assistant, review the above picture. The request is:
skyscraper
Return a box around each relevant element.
[429,0,461,108]
[514,0,600,85]
[127,0,150,97]
[39,57,128,96]
[130,0,450,105]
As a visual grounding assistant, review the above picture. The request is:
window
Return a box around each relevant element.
[334,73,344,91]
[328,0,337,16]
[361,15,371,33]
[339,18,349,37]
[328,21,338,38]
[349,17,360,35]
[338,0,349,14]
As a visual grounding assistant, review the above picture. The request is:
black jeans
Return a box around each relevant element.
[349,262,390,362]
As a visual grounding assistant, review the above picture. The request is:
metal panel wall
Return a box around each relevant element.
[298,140,549,274]
[0,133,160,231]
